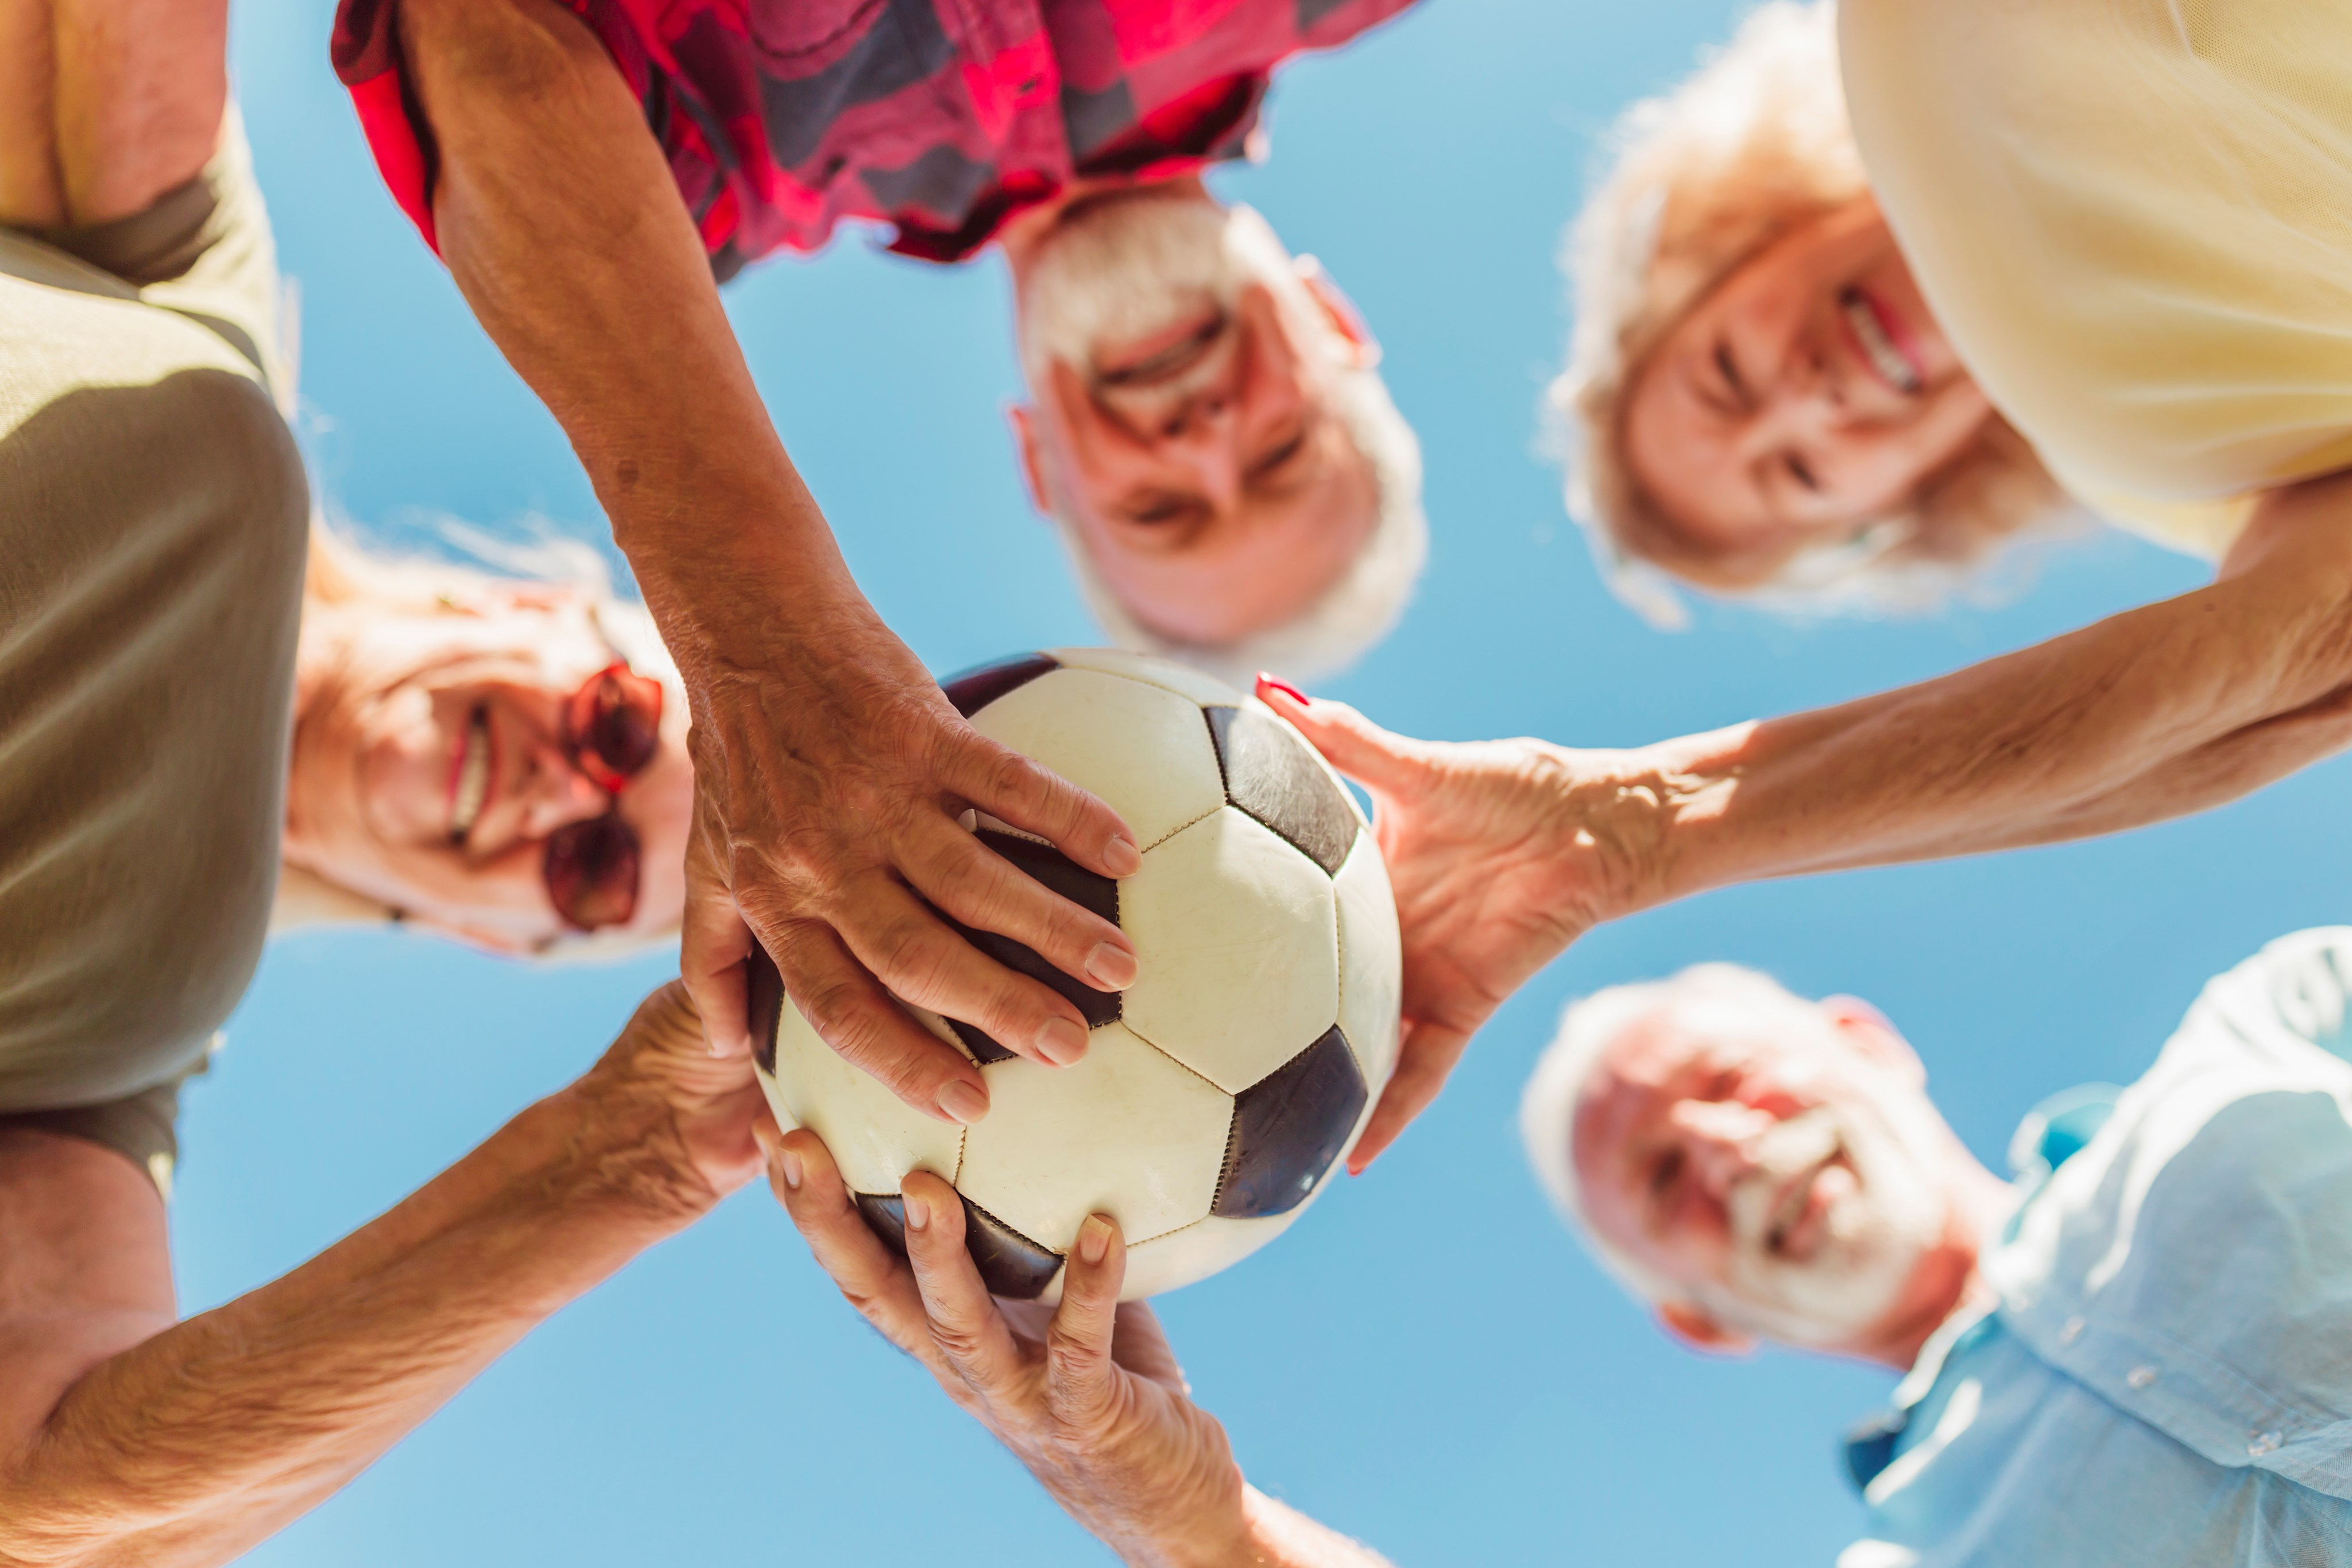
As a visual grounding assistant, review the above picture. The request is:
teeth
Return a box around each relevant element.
[1843,291,1921,394]
[452,708,490,842]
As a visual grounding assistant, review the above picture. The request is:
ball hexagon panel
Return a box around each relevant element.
[964,667,1228,851]
[1094,1210,1307,1303]
[755,966,966,1198]
[1213,1026,1369,1218]
[1046,645,1250,710]
[1333,835,1403,1094]
[1204,702,1362,876]
[958,1021,1231,1253]
[1118,806,1341,1094]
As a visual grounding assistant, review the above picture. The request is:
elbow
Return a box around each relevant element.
[397,0,614,103]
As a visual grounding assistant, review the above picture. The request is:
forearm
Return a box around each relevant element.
[1638,544,2352,903]
[399,0,857,671]
[1138,1484,1393,1568]
[0,0,229,229]
[0,1079,705,1568]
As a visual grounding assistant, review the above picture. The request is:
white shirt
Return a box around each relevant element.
[1847,928,2352,1566]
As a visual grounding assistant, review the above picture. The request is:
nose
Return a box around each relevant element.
[1666,1098,1776,1198]
[520,738,613,839]
[1159,391,1243,512]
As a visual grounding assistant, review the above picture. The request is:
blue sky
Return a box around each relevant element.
[195,1,2352,1562]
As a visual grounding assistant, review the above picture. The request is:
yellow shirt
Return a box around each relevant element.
[1840,0,2352,561]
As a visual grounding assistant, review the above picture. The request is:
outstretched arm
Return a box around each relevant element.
[0,984,763,1568]
[1265,469,2352,1166]
[769,1128,1395,1568]
[393,0,1139,1124]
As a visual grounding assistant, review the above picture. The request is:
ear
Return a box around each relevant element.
[1657,1300,1757,1356]
[1294,255,1379,370]
[1007,402,1052,518]
[1820,995,1925,1088]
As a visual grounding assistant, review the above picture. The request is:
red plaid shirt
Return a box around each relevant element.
[332,0,1412,272]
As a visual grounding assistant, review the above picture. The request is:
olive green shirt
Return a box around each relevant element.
[0,111,309,1193]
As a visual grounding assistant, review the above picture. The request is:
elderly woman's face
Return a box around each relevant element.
[1623,200,1993,560]
[285,591,693,953]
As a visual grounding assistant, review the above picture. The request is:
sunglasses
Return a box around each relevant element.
[543,660,664,931]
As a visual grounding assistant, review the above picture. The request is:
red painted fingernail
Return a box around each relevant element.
[1257,673,1310,707]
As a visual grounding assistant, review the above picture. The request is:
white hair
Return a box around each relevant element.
[1519,963,1831,1309]
[1039,206,1428,687]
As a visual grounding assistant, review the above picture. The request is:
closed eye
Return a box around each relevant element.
[1248,431,1308,482]
[1715,342,1750,409]
[1785,453,1820,492]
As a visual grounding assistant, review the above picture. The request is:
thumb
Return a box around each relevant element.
[1255,675,1425,797]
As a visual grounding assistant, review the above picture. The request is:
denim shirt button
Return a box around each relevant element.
[2127,1364,2160,1389]
[2249,1431,2283,1458]
[2060,1315,2086,1345]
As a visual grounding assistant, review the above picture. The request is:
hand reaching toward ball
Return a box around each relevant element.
[1256,678,1674,1171]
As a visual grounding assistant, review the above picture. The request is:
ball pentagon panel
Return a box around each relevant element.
[1119,807,1341,1095]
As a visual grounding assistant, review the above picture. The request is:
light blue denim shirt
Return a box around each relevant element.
[1842,928,2352,1567]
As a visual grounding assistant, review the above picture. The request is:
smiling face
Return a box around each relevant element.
[284,589,692,953]
[1568,993,1956,1352]
[1007,191,1381,646]
[1622,200,1993,565]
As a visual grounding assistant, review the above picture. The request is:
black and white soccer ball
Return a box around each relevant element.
[750,647,1402,1302]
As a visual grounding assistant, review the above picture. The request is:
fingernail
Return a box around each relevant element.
[1102,835,1142,877]
[904,1188,932,1231]
[1036,1017,1088,1067]
[936,1079,989,1124]
[1085,940,1138,989]
[779,1147,803,1191]
[1257,673,1310,707]
[1077,1214,1113,1265]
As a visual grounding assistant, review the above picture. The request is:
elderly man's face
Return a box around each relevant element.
[284,591,693,953]
[1570,998,1954,1351]
[1007,188,1380,645]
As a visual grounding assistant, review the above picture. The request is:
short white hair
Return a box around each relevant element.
[1519,963,1829,1308]
[1042,207,1428,687]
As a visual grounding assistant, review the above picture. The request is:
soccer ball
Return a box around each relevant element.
[750,648,1402,1302]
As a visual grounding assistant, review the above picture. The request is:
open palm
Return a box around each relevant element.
[1260,682,1661,1169]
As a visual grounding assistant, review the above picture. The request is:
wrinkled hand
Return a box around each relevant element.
[1259,680,1666,1170]
[676,599,1140,1128]
[768,1127,1248,1568]
[574,980,769,1212]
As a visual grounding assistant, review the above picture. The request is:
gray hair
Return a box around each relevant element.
[1042,208,1428,687]
[1519,963,1828,1308]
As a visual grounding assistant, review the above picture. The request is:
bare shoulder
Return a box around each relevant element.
[2221,469,2352,582]
[0,1129,174,1446]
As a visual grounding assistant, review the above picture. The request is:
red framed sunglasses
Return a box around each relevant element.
[543,660,664,931]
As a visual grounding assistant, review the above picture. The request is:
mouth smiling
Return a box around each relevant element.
[1839,286,1923,396]
[449,704,492,846]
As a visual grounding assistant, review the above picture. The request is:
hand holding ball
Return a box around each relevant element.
[751,648,1402,1301]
